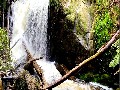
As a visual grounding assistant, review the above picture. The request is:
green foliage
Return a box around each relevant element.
[80,72,111,85]
[93,0,119,68]
[50,0,60,12]
[0,27,13,71]
[109,39,120,67]
[94,11,113,50]
[91,0,119,77]
[96,0,109,6]
[78,0,119,88]
[14,78,28,90]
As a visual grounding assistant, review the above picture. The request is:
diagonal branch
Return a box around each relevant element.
[42,30,120,90]
[114,68,120,75]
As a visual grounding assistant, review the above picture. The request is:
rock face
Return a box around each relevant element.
[49,0,94,73]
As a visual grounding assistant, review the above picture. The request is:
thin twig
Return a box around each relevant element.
[114,68,120,75]
[10,39,20,50]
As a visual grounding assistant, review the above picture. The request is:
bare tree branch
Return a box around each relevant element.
[114,68,120,75]
[42,30,120,90]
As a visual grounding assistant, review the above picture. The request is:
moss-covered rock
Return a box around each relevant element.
[59,0,94,51]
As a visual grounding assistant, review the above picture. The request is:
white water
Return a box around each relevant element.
[10,0,62,85]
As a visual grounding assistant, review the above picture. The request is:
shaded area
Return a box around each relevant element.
[79,47,119,89]
[0,0,14,28]
[48,0,89,72]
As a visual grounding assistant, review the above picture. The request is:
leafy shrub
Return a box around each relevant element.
[0,27,13,71]
[94,11,113,50]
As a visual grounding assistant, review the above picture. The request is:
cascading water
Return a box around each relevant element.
[10,0,62,85]
[9,0,113,89]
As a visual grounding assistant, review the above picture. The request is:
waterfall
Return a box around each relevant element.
[10,0,62,85]
[9,0,113,89]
